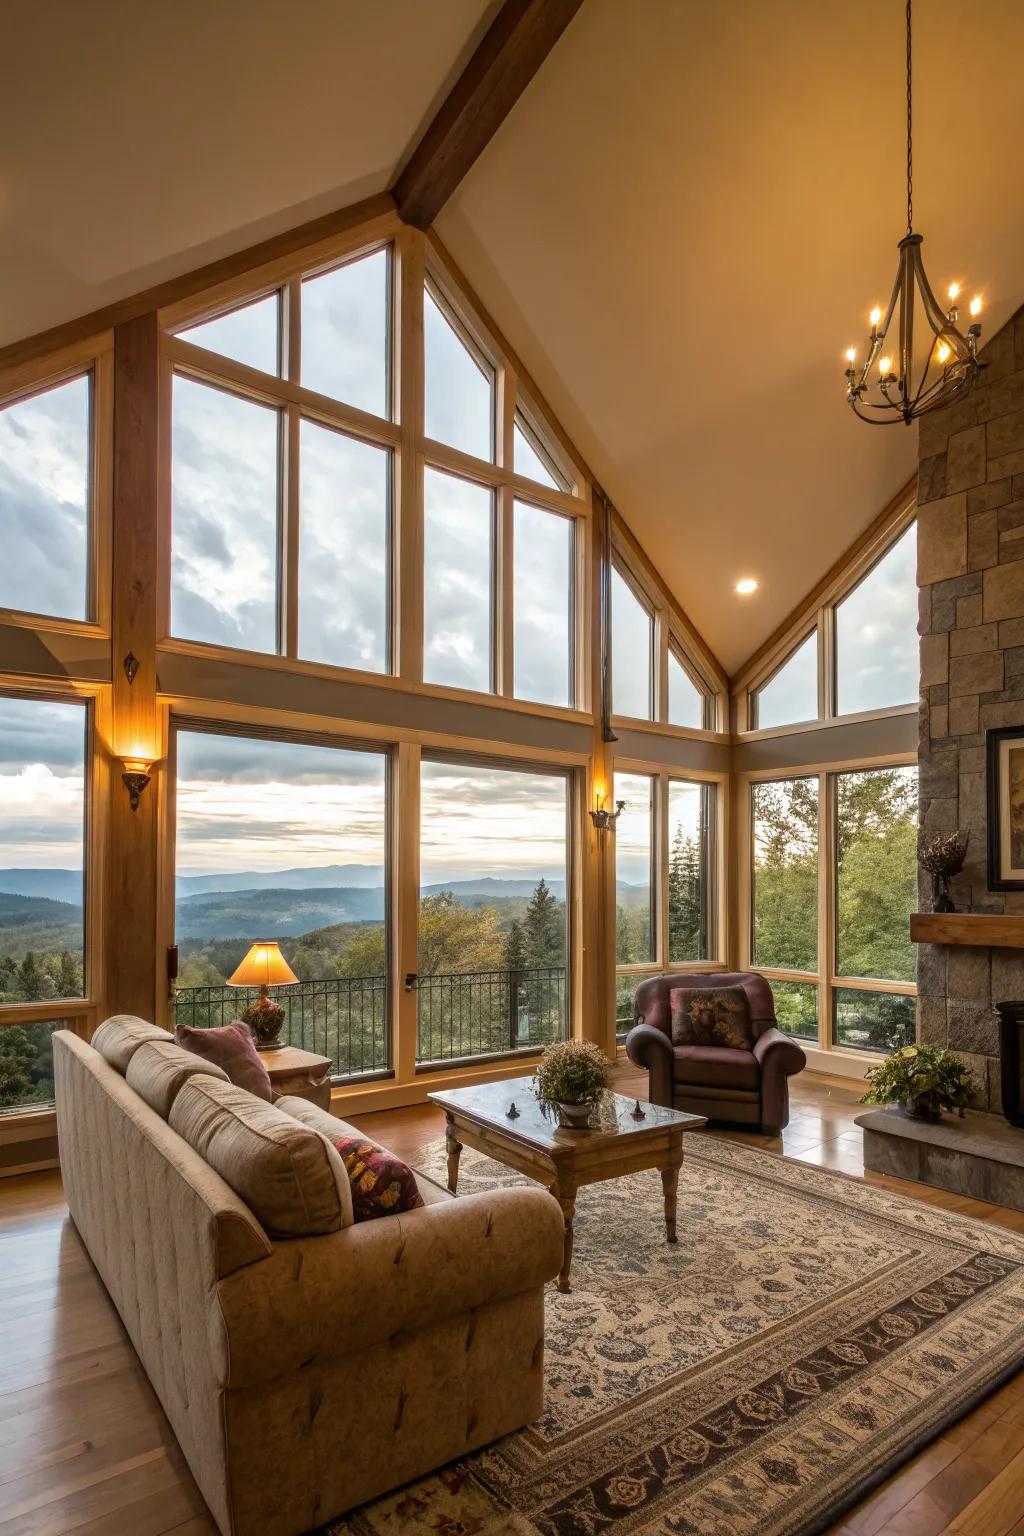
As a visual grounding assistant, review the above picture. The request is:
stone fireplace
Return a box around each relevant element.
[916,303,1024,1115]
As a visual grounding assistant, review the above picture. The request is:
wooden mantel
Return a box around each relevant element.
[911,913,1024,949]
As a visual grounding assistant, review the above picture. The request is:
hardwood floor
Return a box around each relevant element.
[1,1065,1022,1536]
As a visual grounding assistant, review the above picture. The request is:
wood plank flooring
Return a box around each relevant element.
[1,1064,1022,1536]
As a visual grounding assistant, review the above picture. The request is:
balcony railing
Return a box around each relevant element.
[417,966,566,1065]
[172,975,388,1080]
[172,966,567,1080]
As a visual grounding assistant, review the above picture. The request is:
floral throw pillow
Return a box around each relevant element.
[334,1137,424,1223]
[669,986,755,1050]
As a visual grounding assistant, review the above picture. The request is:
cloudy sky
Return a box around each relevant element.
[0,374,89,623]
[175,729,567,886]
[0,695,85,870]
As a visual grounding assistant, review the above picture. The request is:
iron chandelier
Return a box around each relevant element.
[844,0,984,425]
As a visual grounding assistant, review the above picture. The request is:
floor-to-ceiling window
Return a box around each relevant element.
[417,759,569,1064]
[748,764,917,1055]
[0,693,89,1111]
[172,726,389,1079]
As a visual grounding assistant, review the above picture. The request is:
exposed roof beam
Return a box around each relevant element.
[392,0,584,230]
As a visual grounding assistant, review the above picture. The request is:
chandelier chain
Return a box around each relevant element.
[906,0,913,234]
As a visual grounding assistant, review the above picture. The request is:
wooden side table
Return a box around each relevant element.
[258,1046,332,1110]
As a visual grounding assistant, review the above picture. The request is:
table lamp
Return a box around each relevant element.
[228,941,298,1051]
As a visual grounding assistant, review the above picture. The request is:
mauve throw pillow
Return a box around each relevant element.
[333,1136,423,1222]
[174,1020,274,1102]
[670,986,755,1051]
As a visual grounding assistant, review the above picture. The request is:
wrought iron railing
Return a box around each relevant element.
[416,966,566,1064]
[172,966,567,1079]
[172,976,389,1080]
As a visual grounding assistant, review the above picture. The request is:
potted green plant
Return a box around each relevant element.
[861,1043,976,1122]
[536,1039,611,1128]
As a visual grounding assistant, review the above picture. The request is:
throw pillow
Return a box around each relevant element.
[174,1019,273,1102]
[333,1136,423,1222]
[670,986,755,1050]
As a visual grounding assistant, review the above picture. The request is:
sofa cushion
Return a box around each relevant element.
[169,1076,349,1238]
[276,1095,450,1209]
[91,1015,174,1074]
[126,1039,230,1119]
[333,1136,424,1222]
[673,1044,760,1090]
[174,1020,273,1102]
[670,986,755,1050]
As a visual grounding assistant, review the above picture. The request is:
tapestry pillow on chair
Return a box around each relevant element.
[669,986,756,1051]
[334,1137,424,1222]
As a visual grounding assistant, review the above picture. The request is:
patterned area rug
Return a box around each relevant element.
[330,1137,1024,1536]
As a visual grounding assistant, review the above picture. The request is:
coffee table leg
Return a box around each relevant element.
[548,1180,577,1293]
[661,1163,680,1244]
[445,1116,463,1193]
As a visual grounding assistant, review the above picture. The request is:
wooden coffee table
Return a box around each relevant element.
[428,1079,707,1292]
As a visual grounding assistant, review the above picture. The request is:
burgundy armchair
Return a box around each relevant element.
[625,972,805,1135]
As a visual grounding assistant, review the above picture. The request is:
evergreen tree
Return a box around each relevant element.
[523,879,564,969]
[56,950,81,998]
[17,951,45,1001]
[503,919,527,974]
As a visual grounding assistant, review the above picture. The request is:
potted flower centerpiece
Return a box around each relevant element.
[861,1043,976,1122]
[536,1039,611,1128]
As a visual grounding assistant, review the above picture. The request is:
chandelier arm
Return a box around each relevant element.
[911,241,963,340]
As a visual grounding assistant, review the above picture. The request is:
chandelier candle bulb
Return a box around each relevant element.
[970,296,982,317]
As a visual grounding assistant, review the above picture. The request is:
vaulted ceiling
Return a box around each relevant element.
[3,0,1023,675]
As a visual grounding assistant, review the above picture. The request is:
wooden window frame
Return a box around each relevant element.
[0,680,109,1124]
[610,550,720,733]
[741,755,918,1062]
[0,334,113,640]
[736,486,918,736]
[613,759,729,1038]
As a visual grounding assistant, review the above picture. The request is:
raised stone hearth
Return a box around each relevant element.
[857,1105,1024,1211]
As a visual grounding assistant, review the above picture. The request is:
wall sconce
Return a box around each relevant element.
[121,755,153,812]
[589,793,625,834]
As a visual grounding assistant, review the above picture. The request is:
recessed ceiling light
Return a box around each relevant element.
[735,578,758,595]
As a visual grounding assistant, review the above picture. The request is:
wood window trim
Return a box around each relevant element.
[741,756,918,1055]
[0,334,113,638]
[733,481,918,731]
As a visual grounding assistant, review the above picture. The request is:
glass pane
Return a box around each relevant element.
[612,567,653,720]
[0,1020,63,1112]
[0,695,86,1004]
[835,987,915,1054]
[836,766,917,983]
[769,979,819,1043]
[615,772,654,964]
[668,780,714,962]
[836,525,918,715]
[424,288,493,460]
[173,730,388,1078]
[754,631,818,729]
[423,469,492,692]
[171,377,280,653]
[514,416,563,490]
[178,295,280,375]
[418,760,567,1062]
[616,972,644,1040]
[0,375,89,622]
[668,649,704,729]
[752,777,819,971]
[513,501,572,707]
[301,249,389,417]
[298,421,388,673]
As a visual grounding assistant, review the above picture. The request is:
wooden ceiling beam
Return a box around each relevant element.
[392,0,584,230]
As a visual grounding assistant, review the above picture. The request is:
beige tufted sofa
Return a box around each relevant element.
[53,1020,564,1536]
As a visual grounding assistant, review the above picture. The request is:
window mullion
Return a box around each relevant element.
[397,227,425,683]
[656,773,669,966]
[656,610,669,723]
[496,483,514,696]
[819,773,836,1050]
[281,403,300,659]
[819,605,835,719]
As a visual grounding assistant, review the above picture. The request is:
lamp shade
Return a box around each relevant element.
[228,942,298,989]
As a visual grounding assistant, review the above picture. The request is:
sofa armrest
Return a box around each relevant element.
[625,1022,674,1107]
[215,1184,564,1389]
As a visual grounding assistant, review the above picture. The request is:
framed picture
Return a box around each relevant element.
[987,725,1024,890]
